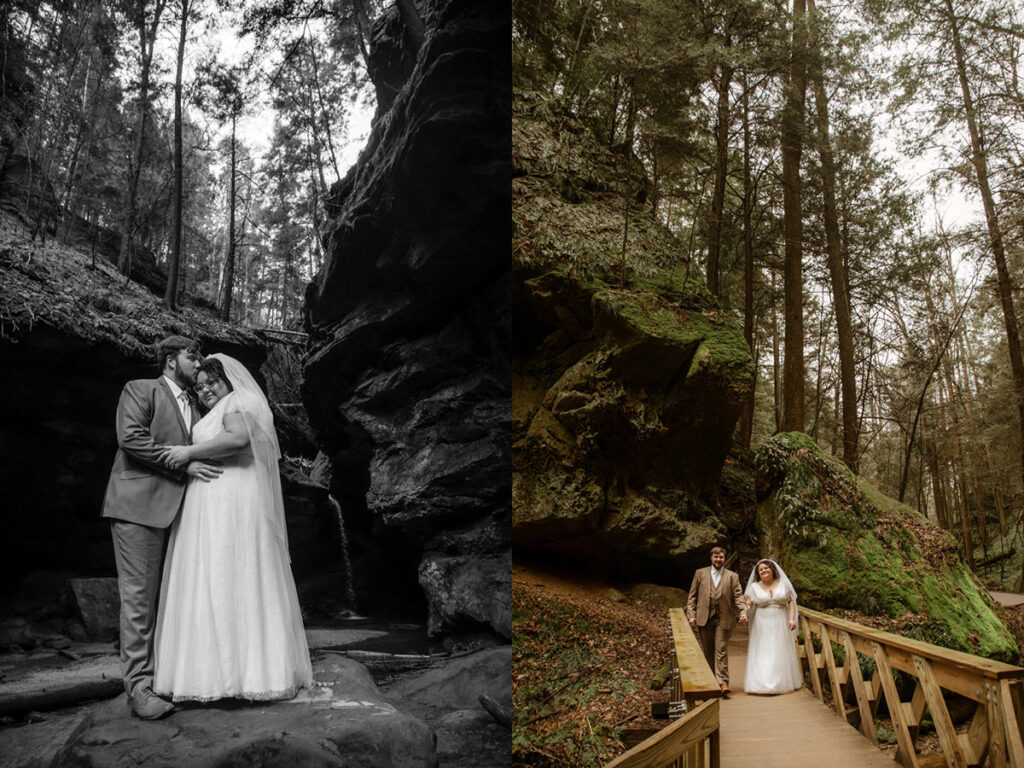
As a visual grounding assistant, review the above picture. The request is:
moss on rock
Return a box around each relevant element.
[512,91,754,581]
[755,432,1017,661]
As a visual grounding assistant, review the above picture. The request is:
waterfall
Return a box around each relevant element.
[328,494,358,611]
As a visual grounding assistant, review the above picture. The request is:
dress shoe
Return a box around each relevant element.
[129,688,175,720]
[720,684,730,696]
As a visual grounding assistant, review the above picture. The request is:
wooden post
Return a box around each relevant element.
[843,631,877,743]
[820,625,848,720]
[990,680,1008,768]
[912,654,967,768]
[872,641,920,767]
[801,615,824,701]
[999,680,1024,768]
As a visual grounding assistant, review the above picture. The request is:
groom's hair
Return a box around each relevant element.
[710,546,726,557]
[156,335,200,370]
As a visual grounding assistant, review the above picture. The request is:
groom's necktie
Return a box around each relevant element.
[177,391,191,427]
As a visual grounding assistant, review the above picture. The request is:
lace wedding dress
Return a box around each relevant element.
[744,580,804,694]
[153,362,312,702]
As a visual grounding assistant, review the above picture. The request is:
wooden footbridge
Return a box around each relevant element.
[606,607,1024,768]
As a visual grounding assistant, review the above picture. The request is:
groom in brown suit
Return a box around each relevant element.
[101,336,222,719]
[686,546,747,694]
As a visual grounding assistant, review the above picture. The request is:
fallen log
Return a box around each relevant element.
[0,656,122,716]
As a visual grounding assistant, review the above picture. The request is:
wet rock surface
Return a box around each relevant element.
[0,634,511,767]
[304,0,511,638]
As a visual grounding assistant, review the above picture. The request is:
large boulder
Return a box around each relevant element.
[303,0,510,637]
[512,92,753,583]
[755,432,1018,661]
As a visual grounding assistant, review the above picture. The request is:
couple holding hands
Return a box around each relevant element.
[686,547,803,696]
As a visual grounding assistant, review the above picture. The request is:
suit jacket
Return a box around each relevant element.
[686,566,746,630]
[101,378,195,528]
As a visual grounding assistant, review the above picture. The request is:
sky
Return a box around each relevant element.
[154,7,376,187]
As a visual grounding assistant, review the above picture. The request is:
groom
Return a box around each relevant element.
[101,335,222,719]
[686,546,747,695]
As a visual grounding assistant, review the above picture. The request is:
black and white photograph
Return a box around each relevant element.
[0,0,510,765]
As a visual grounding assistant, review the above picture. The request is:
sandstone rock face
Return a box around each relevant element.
[304,0,510,637]
[755,432,1018,661]
[512,94,753,584]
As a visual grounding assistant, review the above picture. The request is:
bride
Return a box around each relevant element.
[743,559,803,695]
[152,353,313,702]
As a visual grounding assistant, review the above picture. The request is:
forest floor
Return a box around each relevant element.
[512,561,675,767]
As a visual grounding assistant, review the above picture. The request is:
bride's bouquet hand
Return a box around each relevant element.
[161,445,192,469]
[788,619,796,630]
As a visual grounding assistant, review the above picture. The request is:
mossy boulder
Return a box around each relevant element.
[755,432,1017,661]
[513,92,753,582]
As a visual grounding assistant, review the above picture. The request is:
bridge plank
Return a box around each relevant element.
[719,628,894,767]
[872,641,920,768]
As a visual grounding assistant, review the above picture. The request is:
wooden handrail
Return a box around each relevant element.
[668,608,721,703]
[798,606,1024,768]
[801,607,1024,682]
[606,699,720,768]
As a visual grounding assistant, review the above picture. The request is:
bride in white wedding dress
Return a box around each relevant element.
[152,353,312,702]
[743,559,804,695]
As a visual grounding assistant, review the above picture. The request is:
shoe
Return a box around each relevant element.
[720,684,730,696]
[129,688,175,720]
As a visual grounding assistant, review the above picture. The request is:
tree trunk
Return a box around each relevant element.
[120,0,166,276]
[809,0,858,469]
[707,54,733,298]
[771,268,782,432]
[945,0,1024,536]
[739,76,756,450]
[219,114,237,321]
[164,0,188,310]
[781,0,807,432]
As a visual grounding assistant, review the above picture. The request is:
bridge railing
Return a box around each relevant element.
[798,606,1024,768]
[607,607,721,768]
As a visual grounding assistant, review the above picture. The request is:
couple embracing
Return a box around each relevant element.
[102,335,313,719]
[686,547,804,696]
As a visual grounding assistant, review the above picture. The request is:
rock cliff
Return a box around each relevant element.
[303,0,511,637]
[756,432,1018,661]
[512,92,754,583]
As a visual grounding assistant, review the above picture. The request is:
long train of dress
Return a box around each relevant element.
[744,583,803,695]
[153,396,312,701]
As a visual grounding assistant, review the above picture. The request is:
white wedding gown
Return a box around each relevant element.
[153,394,313,701]
[744,582,804,694]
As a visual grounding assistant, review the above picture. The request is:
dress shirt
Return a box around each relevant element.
[163,375,192,426]
[711,566,722,588]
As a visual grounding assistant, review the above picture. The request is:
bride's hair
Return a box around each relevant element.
[196,357,233,391]
[756,559,779,580]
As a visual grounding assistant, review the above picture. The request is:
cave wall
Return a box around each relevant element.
[303,0,511,638]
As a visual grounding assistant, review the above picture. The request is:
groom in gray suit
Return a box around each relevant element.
[101,335,222,719]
